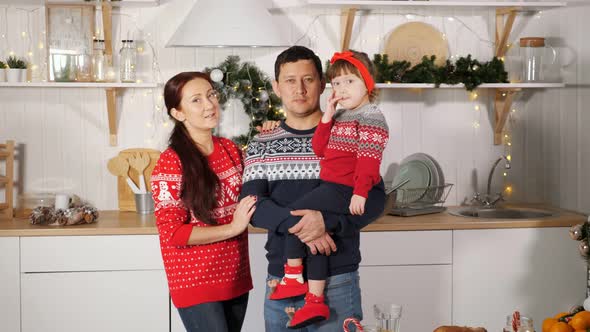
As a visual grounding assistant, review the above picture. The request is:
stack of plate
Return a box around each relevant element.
[389,153,446,216]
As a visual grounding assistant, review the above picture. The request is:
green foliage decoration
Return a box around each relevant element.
[6,56,27,69]
[327,54,508,91]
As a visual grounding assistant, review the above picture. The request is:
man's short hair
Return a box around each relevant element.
[274,46,323,81]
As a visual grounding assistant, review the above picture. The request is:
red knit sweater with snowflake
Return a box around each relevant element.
[151,136,252,308]
[312,103,389,198]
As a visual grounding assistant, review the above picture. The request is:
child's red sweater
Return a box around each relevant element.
[312,103,389,198]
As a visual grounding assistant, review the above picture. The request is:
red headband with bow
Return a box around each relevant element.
[329,51,375,94]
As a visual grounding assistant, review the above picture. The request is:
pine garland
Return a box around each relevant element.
[208,54,507,146]
[205,56,284,147]
[327,54,508,91]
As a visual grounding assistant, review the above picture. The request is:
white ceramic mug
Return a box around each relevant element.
[54,193,71,210]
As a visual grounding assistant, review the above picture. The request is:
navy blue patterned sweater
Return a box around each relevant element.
[240,121,385,278]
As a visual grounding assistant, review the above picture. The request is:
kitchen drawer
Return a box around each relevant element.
[21,235,163,272]
[360,231,452,266]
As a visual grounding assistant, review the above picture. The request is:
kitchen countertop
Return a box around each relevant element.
[0,204,584,237]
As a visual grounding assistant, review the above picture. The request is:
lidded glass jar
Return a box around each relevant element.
[119,39,137,82]
[519,37,557,82]
[503,315,534,332]
[92,39,106,82]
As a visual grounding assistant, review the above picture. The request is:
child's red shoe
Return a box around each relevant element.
[287,293,330,329]
[269,265,308,300]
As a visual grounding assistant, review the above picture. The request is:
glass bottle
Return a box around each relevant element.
[119,39,137,83]
[503,315,535,332]
[92,39,106,82]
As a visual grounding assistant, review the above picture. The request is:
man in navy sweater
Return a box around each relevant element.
[241,45,386,331]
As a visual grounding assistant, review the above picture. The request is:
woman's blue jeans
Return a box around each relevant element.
[264,271,363,331]
[177,292,249,332]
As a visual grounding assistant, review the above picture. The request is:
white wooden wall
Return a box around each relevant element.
[0,0,589,213]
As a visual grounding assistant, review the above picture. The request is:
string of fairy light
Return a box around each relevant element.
[302,7,536,200]
[1,3,540,160]
[468,88,516,197]
[1,6,46,82]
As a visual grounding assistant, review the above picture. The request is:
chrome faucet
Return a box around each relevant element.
[471,155,511,207]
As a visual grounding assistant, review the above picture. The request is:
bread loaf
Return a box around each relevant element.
[433,326,487,332]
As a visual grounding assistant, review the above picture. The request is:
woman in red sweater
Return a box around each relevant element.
[151,72,256,332]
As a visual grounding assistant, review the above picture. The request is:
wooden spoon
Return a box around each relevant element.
[128,152,150,193]
[107,156,140,194]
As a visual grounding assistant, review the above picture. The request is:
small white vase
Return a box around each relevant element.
[0,68,5,82]
[6,68,24,82]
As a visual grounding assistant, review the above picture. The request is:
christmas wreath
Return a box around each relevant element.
[205,56,284,147]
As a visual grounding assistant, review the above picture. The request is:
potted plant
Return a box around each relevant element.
[0,60,6,82]
[5,56,28,83]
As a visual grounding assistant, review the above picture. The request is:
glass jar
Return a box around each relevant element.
[76,53,93,82]
[503,315,535,332]
[374,303,402,332]
[519,37,557,82]
[119,39,137,83]
[92,39,106,82]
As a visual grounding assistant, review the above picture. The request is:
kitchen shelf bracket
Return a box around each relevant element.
[102,2,119,146]
[493,7,518,145]
[494,88,520,145]
[495,7,517,58]
[340,7,357,51]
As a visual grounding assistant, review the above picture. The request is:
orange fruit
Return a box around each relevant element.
[570,312,590,330]
[549,322,574,332]
[544,318,559,332]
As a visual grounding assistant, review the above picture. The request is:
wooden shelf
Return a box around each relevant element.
[326,82,565,89]
[0,82,158,88]
[327,82,563,145]
[307,0,566,10]
[0,0,160,7]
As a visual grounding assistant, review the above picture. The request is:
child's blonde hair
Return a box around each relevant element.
[326,50,379,102]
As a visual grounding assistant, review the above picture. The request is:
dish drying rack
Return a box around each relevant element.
[387,183,453,217]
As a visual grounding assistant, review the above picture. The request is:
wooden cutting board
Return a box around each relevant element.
[384,21,449,67]
[115,148,161,212]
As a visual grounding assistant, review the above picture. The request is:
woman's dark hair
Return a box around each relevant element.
[274,45,323,81]
[164,71,219,225]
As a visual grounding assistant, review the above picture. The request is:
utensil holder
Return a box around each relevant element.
[134,192,154,214]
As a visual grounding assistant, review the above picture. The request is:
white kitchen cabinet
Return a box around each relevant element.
[359,231,453,331]
[453,227,586,332]
[359,265,453,331]
[20,235,164,272]
[20,235,168,332]
[21,270,168,332]
[242,233,270,332]
[0,237,20,332]
[169,233,268,332]
[170,300,185,332]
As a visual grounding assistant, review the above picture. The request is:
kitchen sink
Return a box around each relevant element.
[448,207,556,219]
